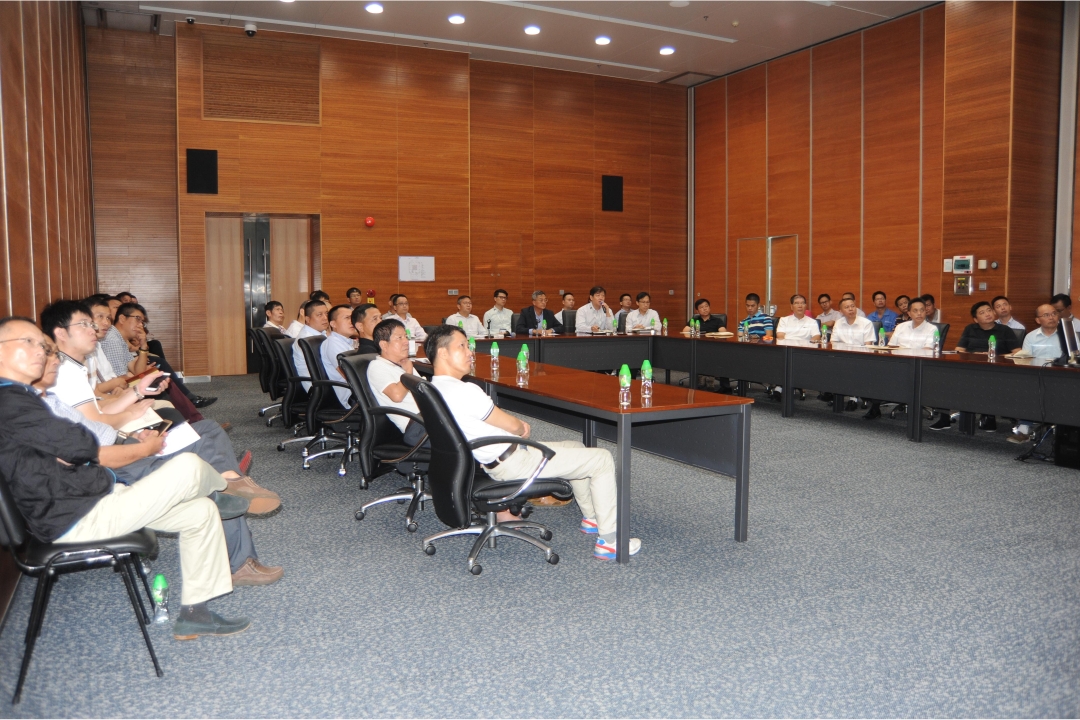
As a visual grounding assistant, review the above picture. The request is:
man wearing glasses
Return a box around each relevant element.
[483,289,513,335]
[112,302,215,408]
[381,294,427,342]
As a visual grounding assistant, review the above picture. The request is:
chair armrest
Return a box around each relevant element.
[308,380,353,391]
[468,436,554,460]
[369,407,425,426]
[285,375,312,386]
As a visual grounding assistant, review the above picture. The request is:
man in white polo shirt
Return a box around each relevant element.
[293,299,329,392]
[830,297,875,345]
[424,325,640,560]
[367,319,426,447]
[445,295,485,338]
[864,297,937,420]
[623,292,662,333]
[776,294,822,342]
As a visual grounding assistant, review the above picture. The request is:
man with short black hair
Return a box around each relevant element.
[445,295,484,337]
[264,301,286,332]
[346,288,364,308]
[864,298,936,420]
[776,295,821,342]
[920,294,941,323]
[322,304,359,406]
[352,304,382,355]
[831,297,875,345]
[554,292,575,325]
[383,294,427,341]
[841,292,867,318]
[991,295,1024,332]
[425,325,640,559]
[895,295,911,323]
[866,291,898,337]
[310,290,331,305]
[740,294,774,339]
[368,319,426,446]
[683,298,726,334]
[575,286,615,334]
[624,292,661,332]
[816,294,842,329]
[1009,305,1068,443]
[483,289,513,335]
[614,293,634,326]
[294,299,329,392]
[0,317,251,639]
[115,291,136,304]
[1051,293,1080,334]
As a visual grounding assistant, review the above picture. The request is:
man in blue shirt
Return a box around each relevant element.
[740,294,774,339]
[866,290,899,338]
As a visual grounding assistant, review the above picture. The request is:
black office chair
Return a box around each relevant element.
[272,337,316,451]
[252,328,284,425]
[1011,326,1026,345]
[616,312,627,334]
[339,354,432,529]
[713,313,728,330]
[0,475,162,704]
[511,313,520,334]
[296,336,357,469]
[870,320,883,340]
[931,322,950,349]
[562,309,576,332]
[401,374,572,575]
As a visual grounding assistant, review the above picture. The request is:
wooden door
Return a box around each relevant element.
[769,234,799,313]
[736,237,768,314]
[270,218,311,326]
[205,217,246,376]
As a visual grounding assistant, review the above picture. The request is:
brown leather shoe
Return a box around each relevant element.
[528,495,573,507]
[231,558,284,586]
[223,476,281,516]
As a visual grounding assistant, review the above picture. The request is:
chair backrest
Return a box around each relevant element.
[713,313,728,330]
[272,337,308,425]
[511,312,520,333]
[562,309,576,331]
[251,328,282,396]
[0,473,28,550]
[870,320,883,338]
[299,335,346,426]
[246,329,266,388]
[401,375,475,529]
[930,322,950,349]
[339,353,411,479]
[1012,326,1026,345]
[257,327,286,400]
[616,312,627,334]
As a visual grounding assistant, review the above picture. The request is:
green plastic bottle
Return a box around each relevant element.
[618,364,631,406]
[516,347,529,386]
[151,573,169,623]
[640,359,653,399]
[490,341,500,372]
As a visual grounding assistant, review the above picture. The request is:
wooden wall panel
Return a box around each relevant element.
[533,68,595,301]
[270,217,310,321]
[1006,1,1062,321]
[204,217,245,376]
[811,33,863,308]
[649,84,687,324]
[863,14,922,309]
[726,65,767,316]
[0,1,94,320]
[766,50,811,303]
[940,1,1014,329]
[86,29,181,361]
[921,5,945,306]
[693,78,726,317]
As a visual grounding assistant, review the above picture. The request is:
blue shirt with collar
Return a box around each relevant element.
[867,308,899,332]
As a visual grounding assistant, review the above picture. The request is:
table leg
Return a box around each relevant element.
[908,365,922,442]
[958,411,976,435]
[583,418,597,447]
[832,394,844,413]
[734,405,750,542]
[615,415,631,563]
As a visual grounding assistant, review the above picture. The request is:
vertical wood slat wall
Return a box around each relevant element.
[0,2,95,320]
[695,3,1064,332]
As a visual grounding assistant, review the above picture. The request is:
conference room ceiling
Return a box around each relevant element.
[86,0,938,84]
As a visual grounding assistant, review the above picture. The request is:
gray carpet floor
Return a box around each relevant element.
[1,374,1078,717]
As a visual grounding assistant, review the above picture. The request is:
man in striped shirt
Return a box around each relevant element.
[740,293,774,340]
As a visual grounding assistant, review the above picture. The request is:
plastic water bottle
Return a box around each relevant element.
[662,318,668,336]
[151,573,169,624]
[618,364,631,407]
[541,319,547,336]
[612,316,618,335]
[468,337,476,371]
[988,335,997,362]
[406,328,417,357]
[878,328,887,347]
[640,360,653,399]
[490,341,500,373]
[932,329,941,357]
[516,348,529,386]
[821,324,829,346]
[742,321,750,342]
[522,343,529,362]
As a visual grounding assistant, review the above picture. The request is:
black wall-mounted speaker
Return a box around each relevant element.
[186,149,218,194]
[601,175,623,212]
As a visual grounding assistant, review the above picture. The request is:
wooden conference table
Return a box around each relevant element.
[458,355,754,563]
[467,333,1080,442]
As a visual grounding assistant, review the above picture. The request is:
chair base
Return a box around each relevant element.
[258,402,281,418]
[422,512,558,575]
[355,472,429,532]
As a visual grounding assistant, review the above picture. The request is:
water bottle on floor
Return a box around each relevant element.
[151,573,169,624]
[618,364,631,407]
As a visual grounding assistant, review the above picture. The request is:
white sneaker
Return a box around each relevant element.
[593,537,642,560]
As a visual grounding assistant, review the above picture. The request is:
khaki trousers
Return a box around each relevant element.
[58,453,231,605]
[487,440,617,535]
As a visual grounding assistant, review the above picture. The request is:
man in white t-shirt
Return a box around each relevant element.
[367,319,426,447]
[424,325,640,560]
[624,292,662,333]
[293,299,329,392]
[830,298,875,345]
[864,297,937,420]
[444,295,485,338]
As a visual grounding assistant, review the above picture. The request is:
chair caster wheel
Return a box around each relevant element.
[396,499,407,505]
[547,553,559,565]
[540,530,553,541]
[470,564,483,575]
[424,544,436,556]
[302,463,311,470]
[266,420,274,427]
[407,522,418,533]
[355,510,365,521]
[359,479,369,490]
[277,444,285,451]
[338,468,347,477]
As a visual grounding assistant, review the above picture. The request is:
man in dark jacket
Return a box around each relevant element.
[514,290,565,335]
[0,317,249,640]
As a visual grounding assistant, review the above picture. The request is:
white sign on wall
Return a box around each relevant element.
[398,256,435,282]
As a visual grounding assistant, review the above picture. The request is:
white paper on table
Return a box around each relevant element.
[159,422,201,456]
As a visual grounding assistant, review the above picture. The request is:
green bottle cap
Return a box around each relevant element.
[641,359,653,379]
[517,347,526,358]
[619,364,631,386]
[541,319,547,329]
[458,320,464,328]
[468,337,476,349]
[934,329,940,337]
[491,341,499,352]
[650,318,655,325]
[152,573,167,591]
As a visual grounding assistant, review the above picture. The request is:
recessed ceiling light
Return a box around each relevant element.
[660,47,675,55]
[524,25,540,35]
[280,0,295,3]
[448,14,465,24]
[365,2,382,13]
[595,35,611,45]
[669,1,689,6]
